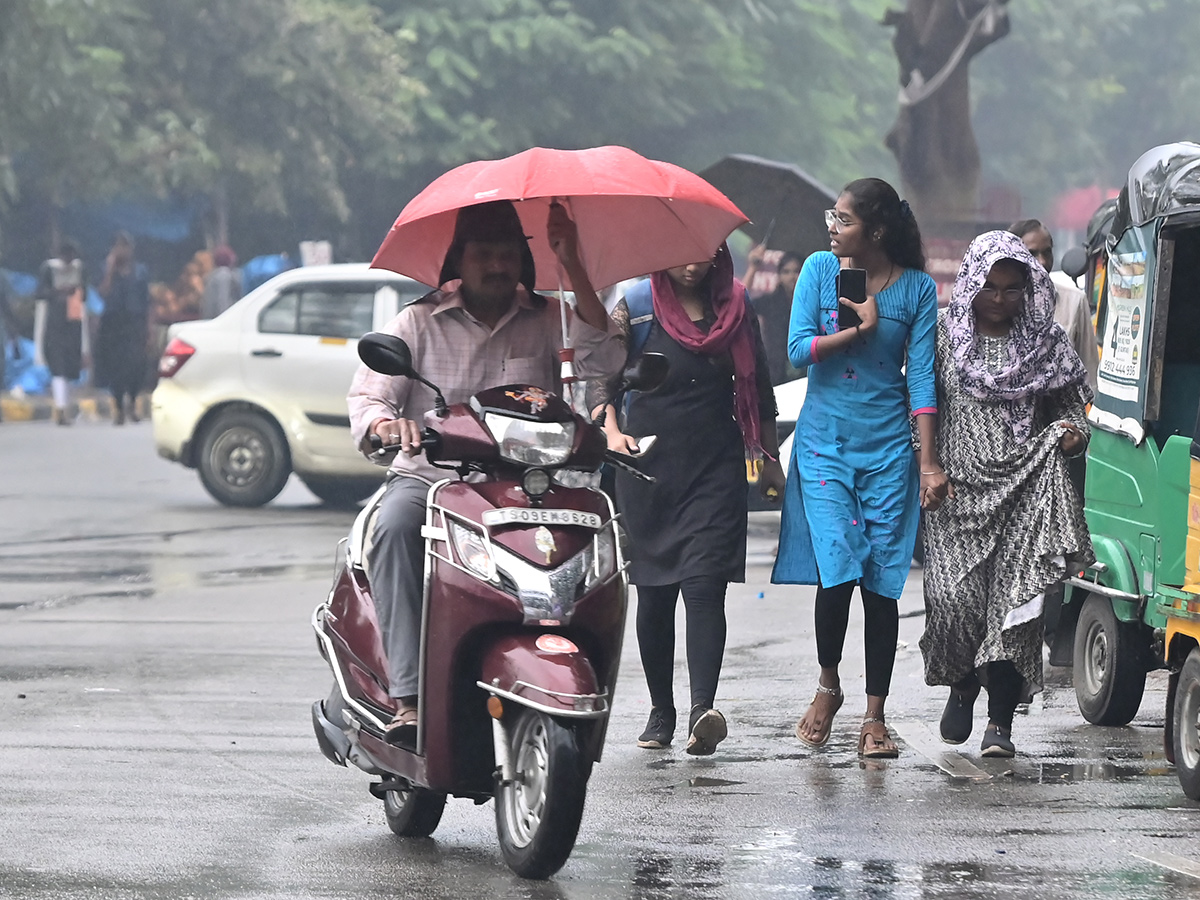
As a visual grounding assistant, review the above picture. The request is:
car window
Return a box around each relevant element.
[259,284,376,339]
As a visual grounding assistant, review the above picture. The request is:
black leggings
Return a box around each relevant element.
[814,580,899,698]
[636,575,728,711]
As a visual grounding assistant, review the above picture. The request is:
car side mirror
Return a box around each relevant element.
[1060,246,1089,281]
[622,352,669,394]
[358,332,416,377]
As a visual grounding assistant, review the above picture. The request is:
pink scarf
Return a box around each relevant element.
[649,245,765,457]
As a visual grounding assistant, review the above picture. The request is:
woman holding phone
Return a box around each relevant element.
[773,177,948,758]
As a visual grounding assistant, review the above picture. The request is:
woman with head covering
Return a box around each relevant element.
[772,177,947,759]
[920,230,1094,758]
[591,244,785,755]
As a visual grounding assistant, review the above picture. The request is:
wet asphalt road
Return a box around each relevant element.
[3,422,1200,899]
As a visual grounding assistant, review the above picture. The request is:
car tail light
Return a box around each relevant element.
[158,337,196,377]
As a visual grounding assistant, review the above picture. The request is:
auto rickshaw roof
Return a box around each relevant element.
[1112,142,1200,236]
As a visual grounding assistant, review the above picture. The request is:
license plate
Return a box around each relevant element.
[481,508,603,529]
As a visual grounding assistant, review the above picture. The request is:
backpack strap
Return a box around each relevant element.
[624,279,654,359]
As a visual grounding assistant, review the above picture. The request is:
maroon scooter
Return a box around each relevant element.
[312,332,664,879]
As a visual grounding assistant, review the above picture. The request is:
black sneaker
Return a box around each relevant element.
[980,723,1016,758]
[939,682,980,745]
[685,706,727,756]
[637,706,676,749]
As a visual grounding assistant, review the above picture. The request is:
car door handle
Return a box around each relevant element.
[250,348,283,358]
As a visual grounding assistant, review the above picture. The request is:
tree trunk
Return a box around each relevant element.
[884,0,1010,222]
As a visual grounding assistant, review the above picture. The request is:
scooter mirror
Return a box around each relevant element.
[358,332,416,377]
[1060,246,1089,281]
[622,352,669,394]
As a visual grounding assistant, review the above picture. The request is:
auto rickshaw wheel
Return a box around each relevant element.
[1072,595,1146,726]
[1172,649,1200,800]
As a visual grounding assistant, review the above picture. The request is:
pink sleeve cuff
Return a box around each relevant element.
[810,336,822,364]
[911,406,937,417]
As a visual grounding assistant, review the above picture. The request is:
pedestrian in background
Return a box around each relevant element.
[1007,219,1099,390]
[34,240,88,426]
[592,244,785,755]
[201,244,241,319]
[744,244,806,385]
[0,270,16,422]
[920,231,1093,758]
[96,232,152,424]
[772,177,947,758]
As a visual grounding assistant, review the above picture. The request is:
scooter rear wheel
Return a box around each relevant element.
[382,780,446,837]
[495,708,589,879]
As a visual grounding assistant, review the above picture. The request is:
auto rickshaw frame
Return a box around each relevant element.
[1053,142,1200,728]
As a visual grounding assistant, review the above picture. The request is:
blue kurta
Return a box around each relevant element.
[771,251,938,599]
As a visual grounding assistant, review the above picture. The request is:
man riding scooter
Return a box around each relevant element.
[347,199,626,740]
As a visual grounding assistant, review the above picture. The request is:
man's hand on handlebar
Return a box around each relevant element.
[369,417,423,457]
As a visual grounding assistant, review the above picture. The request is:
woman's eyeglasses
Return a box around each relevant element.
[824,209,854,233]
[975,286,1026,303]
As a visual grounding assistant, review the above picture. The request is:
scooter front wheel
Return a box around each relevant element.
[382,779,446,837]
[495,708,589,879]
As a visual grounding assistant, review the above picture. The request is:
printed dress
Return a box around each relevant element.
[772,251,938,599]
[919,318,1094,690]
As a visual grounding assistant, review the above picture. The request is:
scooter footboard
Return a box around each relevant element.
[477,634,609,719]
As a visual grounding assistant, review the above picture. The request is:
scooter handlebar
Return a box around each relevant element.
[604,448,656,483]
[368,430,440,460]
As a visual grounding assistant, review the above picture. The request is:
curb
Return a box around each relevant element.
[1,391,121,423]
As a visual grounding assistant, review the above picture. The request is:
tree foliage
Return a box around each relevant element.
[4,0,1200,263]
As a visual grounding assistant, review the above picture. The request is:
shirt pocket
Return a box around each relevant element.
[502,356,545,387]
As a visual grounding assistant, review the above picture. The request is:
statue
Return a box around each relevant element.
[884,0,1011,222]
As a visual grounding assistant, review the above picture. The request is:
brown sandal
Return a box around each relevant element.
[795,683,844,748]
[383,699,418,744]
[859,716,899,758]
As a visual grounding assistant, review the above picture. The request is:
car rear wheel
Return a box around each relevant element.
[198,410,291,507]
[301,475,380,508]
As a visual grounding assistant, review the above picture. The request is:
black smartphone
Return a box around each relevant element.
[836,268,866,330]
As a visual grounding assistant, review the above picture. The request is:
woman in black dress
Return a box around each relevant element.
[592,245,785,754]
[96,233,151,424]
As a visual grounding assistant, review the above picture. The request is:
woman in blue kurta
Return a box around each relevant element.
[772,178,950,758]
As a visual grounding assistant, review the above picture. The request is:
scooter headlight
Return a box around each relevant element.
[483,413,576,467]
[448,521,496,583]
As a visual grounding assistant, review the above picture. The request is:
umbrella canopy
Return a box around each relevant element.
[699,154,837,256]
[372,146,748,291]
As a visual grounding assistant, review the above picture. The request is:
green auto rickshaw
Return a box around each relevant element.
[1052,142,1200,726]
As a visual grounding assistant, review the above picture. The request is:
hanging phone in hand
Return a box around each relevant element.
[836,268,866,330]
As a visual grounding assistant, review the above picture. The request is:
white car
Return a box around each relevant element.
[152,264,428,507]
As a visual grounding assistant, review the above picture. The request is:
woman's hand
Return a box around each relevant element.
[759,458,786,503]
[839,293,879,334]
[920,467,953,511]
[1057,422,1087,456]
[605,428,641,455]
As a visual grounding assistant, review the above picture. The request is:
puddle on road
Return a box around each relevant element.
[688,776,745,788]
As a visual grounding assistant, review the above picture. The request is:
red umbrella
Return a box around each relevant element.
[371,146,748,290]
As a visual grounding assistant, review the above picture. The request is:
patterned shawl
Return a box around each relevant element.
[945,230,1093,442]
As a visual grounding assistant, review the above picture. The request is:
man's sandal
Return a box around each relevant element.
[859,716,899,759]
[795,683,844,748]
[383,700,418,745]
